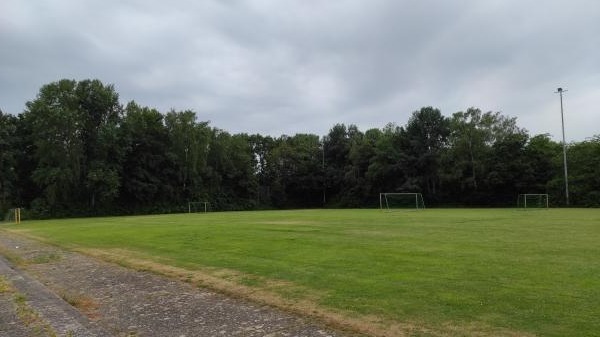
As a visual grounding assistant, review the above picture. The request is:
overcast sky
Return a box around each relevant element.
[1,0,599,141]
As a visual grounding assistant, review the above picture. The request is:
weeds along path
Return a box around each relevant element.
[0,231,347,337]
[0,254,106,336]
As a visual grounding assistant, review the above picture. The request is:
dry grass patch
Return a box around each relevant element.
[0,275,13,293]
[57,289,101,320]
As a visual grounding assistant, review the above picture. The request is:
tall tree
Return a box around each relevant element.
[445,108,527,204]
[25,80,85,214]
[565,136,600,206]
[366,123,412,194]
[524,134,561,194]
[119,101,176,210]
[323,124,362,205]
[165,110,211,202]
[405,107,449,196]
[485,132,530,204]
[0,110,18,212]
[249,134,277,207]
[76,80,123,209]
[6,112,40,213]
[267,134,323,208]
[22,79,123,214]
[205,131,258,210]
[446,108,489,191]
[344,128,381,207]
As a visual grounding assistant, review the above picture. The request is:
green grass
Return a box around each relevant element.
[5,209,600,336]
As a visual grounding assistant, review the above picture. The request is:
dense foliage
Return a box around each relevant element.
[1,79,598,218]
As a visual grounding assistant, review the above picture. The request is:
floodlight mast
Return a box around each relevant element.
[555,87,569,206]
[322,140,326,205]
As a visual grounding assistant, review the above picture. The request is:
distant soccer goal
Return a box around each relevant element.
[3,208,22,224]
[517,194,549,209]
[380,193,425,211]
[188,201,210,213]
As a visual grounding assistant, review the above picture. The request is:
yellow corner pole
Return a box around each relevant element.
[16,208,21,224]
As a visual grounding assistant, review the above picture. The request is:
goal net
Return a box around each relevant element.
[517,194,549,209]
[188,201,210,213]
[380,193,425,211]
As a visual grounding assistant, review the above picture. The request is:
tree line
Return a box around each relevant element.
[1,79,599,218]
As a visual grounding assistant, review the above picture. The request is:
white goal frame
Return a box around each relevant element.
[517,194,549,209]
[380,193,425,211]
[188,201,210,213]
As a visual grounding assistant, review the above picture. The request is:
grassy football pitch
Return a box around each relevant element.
[4,209,599,336]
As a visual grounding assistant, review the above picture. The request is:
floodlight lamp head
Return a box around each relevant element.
[557,87,563,92]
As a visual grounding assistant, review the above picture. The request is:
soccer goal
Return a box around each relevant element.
[3,208,22,224]
[188,201,210,213]
[380,193,425,211]
[517,194,549,209]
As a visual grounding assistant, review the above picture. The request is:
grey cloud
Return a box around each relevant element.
[1,0,598,140]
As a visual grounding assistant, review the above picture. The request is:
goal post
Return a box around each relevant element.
[380,193,425,211]
[3,208,22,224]
[188,201,210,213]
[517,194,549,209]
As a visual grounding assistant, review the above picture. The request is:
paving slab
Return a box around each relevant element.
[0,232,353,337]
[0,255,109,336]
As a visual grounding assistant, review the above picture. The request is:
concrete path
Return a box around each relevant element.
[0,255,109,336]
[0,232,351,337]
